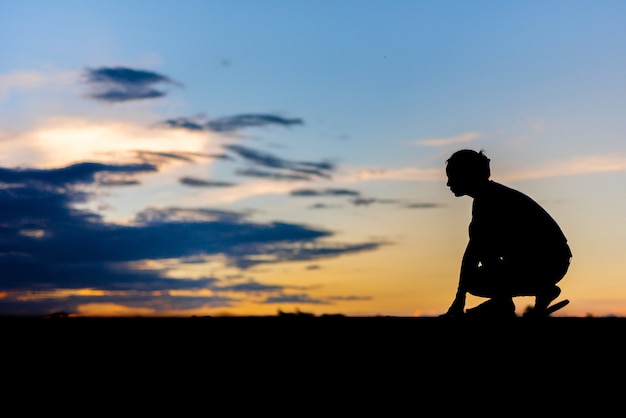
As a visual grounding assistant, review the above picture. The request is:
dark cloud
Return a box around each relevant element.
[290,188,360,197]
[226,144,334,180]
[207,114,303,132]
[350,197,401,206]
[0,161,156,188]
[160,114,303,132]
[84,67,181,102]
[219,281,284,294]
[234,168,311,181]
[136,151,194,162]
[133,150,232,165]
[287,188,441,210]
[0,291,235,317]
[98,178,141,187]
[349,197,441,208]
[259,291,372,306]
[158,117,205,131]
[404,203,441,209]
[307,203,340,209]
[179,177,236,188]
[261,293,329,305]
[227,241,384,269]
[0,162,382,316]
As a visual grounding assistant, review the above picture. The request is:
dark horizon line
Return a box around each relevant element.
[0,312,620,320]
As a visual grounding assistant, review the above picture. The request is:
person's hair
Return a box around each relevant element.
[445,149,491,180]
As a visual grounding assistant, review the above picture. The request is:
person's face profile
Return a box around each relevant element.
[446,165,470,197]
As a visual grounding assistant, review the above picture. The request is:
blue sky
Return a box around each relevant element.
[1,0,626,317]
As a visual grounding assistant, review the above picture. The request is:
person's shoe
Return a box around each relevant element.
[535,286,561,310]
[524,286,561,318]
[465,298,516,319]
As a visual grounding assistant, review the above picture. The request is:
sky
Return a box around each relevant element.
[1,0,626,317]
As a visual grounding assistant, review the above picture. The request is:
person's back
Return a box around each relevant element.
[470,180,571,266]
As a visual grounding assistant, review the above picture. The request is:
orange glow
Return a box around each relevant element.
[76,303,157,317]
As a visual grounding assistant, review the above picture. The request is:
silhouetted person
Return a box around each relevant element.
[441,149,572,318]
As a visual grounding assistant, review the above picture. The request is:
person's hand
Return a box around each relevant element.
[439,296,465,318]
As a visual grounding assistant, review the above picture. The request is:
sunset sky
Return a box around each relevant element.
[2,0,626,317]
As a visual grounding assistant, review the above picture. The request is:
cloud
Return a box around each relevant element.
[134,151,196,163]
[0,118,215,170]
[226,144,334,180]
[218,281,284,294]
[0,161,156,188]
[158,116,205,131]
[307,203,340,209]
[403,203,440,209]
[350,197,400,206]
[83,67,181,102]
[288,186,439,209]
[160,114,304,132]
[179,177,236,188]
[260,292,372,305]
[412,131,481,147]
[234,168,311,181]
[0,161,382,316]
[498,154,626,182]
[261,293,329,305]
[290,188,360,197]
[131,149,232,167]
[348,197,442,209]
[97,178,141,187]
[341,166,444,182]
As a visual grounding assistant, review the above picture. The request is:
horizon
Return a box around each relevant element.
[2,1,626,318]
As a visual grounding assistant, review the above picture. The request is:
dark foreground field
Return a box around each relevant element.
[4,314,625,356]
[3,315,624,409]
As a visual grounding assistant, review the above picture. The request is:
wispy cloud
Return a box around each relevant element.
[261,292,372,305]
[341,166,444,182]
[226,144,335,180]
[234,168,311,181]
[219,281,284,294]
[0,161,156,188]
[307,203,340,209]
[289,184,440,210]
[499,154,626,181]
[179,177,236,188]
[350,197,400,206]
[83,67,182,102]
[290,188,360,197]
[262,294,329,304]
[403,202,440,209]
[412,131,481,147]
[160,114,304,132]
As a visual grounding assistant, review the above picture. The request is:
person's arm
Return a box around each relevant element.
[441,242,477,317]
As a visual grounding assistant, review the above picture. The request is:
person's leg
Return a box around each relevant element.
[533,259,570,311]
[520,257,570,315]
[464,263,516,318]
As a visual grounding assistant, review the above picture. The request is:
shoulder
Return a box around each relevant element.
[487,181,534,203]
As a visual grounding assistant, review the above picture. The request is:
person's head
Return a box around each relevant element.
[445,149,491,197]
